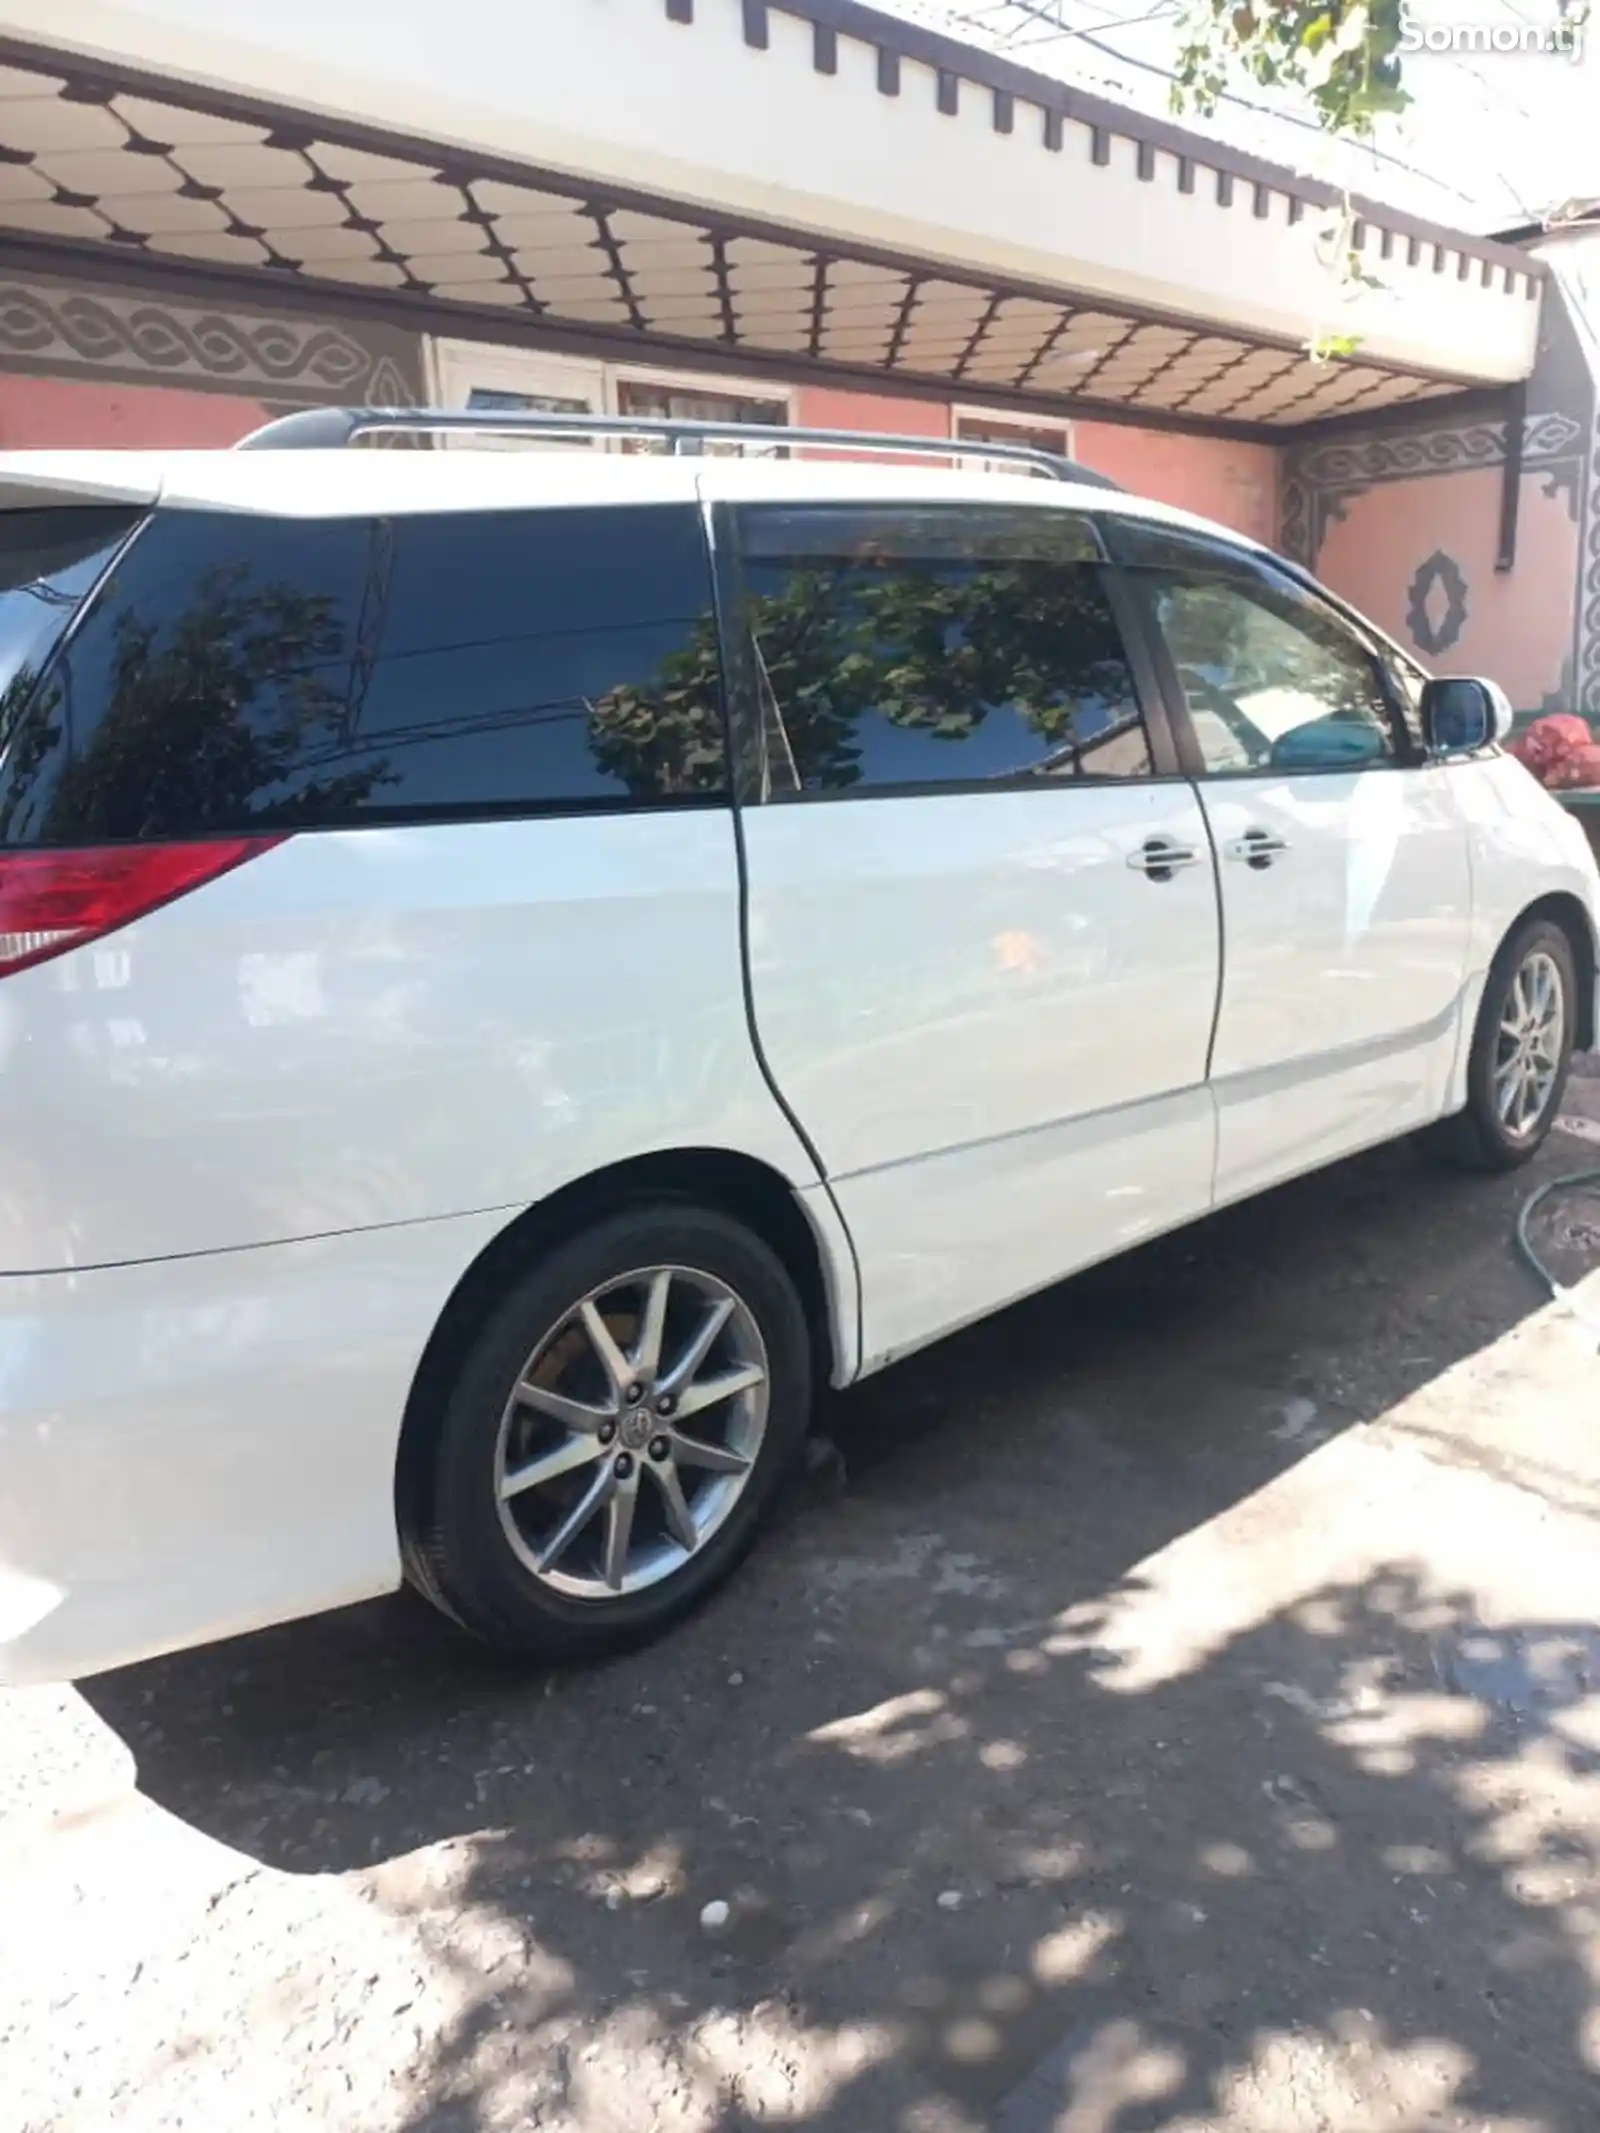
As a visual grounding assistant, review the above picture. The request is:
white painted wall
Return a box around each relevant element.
[6,0,1540,384]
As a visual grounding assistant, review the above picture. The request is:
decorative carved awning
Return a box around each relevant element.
[0,262,424,406]
[0,0,1546,439]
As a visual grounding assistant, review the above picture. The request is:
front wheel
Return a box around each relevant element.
[406,1203,812,1660]
[1420,916,1577,1172]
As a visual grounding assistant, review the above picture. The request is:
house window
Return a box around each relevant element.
[614,376,789,455]
[431,345,606,449]
[953,408,1074,477]
[466,387,592,418]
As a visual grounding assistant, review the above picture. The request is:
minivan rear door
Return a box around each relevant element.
[708,477,1222,1370]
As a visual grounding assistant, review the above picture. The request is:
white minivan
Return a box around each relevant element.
[0,407,1594,1686]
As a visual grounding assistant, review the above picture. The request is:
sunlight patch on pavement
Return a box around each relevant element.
[1030,1286,1600,1699]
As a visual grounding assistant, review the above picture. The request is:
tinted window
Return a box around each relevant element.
[352,507,723,811]
[0,508,141,843]
[739,505,1147,795]
[0,503,724,844]
[2,512,374,846]
[1144,568,1401,776]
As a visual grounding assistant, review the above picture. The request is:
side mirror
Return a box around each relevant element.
[1421,676,1514,755]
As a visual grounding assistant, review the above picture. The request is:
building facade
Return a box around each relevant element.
[0,258,1281,545]
[0,0,1591,754]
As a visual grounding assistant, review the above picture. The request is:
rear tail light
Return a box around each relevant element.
[0,837,283,978]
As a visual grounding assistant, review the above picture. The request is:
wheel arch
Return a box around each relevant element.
[1517,890,1596,1052]
[394,1147,852,1545]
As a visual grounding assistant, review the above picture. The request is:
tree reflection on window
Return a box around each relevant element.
[31,565,395,843]
[748,554,1146,789]
[592,549,1147,797]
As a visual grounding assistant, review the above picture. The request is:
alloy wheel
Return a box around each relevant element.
[493,1263,769,1600]
[1493,947,1565,1139]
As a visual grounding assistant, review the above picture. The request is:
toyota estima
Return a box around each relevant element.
[0,406,1594,1687]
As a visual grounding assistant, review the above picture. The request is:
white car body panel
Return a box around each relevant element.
[1203,764,1474,1201]
[0,1179,857,1689]
[740,786,1220,1368]
[836,1083,1216,1372]
[0,443,1595,1685]
[1440,752,1600,1111]
[0,449,1204,526]
[0,1213,505,1686]
[0,814,821,1273]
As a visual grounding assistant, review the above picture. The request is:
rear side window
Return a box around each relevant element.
[736,503,1148,795]
[353,507,725,811]
[0,508,141,843]
[0,502,724,844]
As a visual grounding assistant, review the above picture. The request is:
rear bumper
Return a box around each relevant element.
[0,1210,505,1687]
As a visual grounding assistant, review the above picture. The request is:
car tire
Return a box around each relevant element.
[1419,915,1577,1173]
[405,1201,812,1661]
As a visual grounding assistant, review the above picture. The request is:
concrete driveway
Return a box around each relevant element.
[5,1068,1600,2133]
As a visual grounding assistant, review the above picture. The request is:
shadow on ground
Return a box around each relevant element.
[80,1132,1600,2130]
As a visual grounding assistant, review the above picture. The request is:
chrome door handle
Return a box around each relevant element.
[1224,829,1290,868]
[1128,837,1201,882]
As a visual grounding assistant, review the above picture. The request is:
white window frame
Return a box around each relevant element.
[952,403,1075,475]
[426,339,794,451]
[427,342,606,448]
[607,360,795,456]
[605,360,795,430]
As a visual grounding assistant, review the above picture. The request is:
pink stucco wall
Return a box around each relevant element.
[797,385,1281,543]
[0,368,1283,545]
[1073,420,1280,545]
[793,384,950,459]
[1314,466,1578,708]
[0,374,271,448]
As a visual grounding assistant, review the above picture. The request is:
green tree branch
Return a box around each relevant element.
[1170,1,1411,360]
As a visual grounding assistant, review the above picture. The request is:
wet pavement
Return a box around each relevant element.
[5,1067,1600,2133]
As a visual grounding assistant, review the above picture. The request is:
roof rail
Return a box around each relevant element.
[234,406,1122,488]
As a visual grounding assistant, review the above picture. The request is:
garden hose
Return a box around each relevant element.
[1515,1165,1600,1345]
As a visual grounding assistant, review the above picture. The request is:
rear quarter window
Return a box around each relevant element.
[0,507,143,844]
[0,501,726,844]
